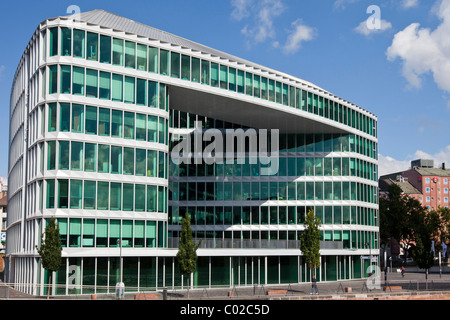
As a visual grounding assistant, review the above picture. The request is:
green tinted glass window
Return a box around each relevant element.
[99,72,111,100]
[49,28,58,56]
[73,29,85,58]
[125,41,136,68]
[47,141,56,170]
[86,32,98,61]
[159,49,169,75]
[201,60,209,85]
[123,147,134,175]
[71,141,83,171]
[61,27,71,56]
[135,149,146,176]
[97,144,110,173]
[97,181,109,210]
[70,180,82,209]
[83,181,96,209]
[124,76,135,104]
[136,113,146,141]
[191,57,200,83]
[171,52,180,78]
[59,103,70,132]
[58,179,69,208]
[111,74,123,101]
[111,110,123,137]
[137,43,147,71]
[136,78,147,106]
[58,141,69,170]
[99,35,111,63]
[111,146,122,174]
[123,183,134,211]
[86,69,98,98]
[72,67,85,95]
[148,46,158,73]
[112,38,124,66]
[98,108,110,136]
[110,183,121,210]
[181,55,190,80]
[124,112,135,139]
[71,104,84,133]
[46,179,55,208]
[60,65,71,94]
[85,106,97,134]
[49,65,58,94]
[84,143,96,172]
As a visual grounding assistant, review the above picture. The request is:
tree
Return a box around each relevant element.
[36,217,62,299]
[176,213,201,298]
[300,209,321,276]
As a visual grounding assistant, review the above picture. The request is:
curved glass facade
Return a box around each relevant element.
[6,10,378,296]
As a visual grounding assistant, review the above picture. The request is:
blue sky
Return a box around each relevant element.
[0,0,449,179]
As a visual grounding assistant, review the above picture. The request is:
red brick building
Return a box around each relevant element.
[379,159,450,210]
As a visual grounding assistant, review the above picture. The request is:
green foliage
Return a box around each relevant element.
[176,213,201,276]
[36,217,62,273]
[300,209,321,271]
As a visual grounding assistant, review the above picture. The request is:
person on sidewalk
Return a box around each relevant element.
[310,275,319,295]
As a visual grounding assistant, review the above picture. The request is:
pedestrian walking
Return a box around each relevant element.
[310,275,319,295]
[401,266,405,277]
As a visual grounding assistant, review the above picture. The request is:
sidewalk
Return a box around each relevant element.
[2,269,450,300]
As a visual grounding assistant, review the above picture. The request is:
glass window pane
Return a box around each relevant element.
[123,184,134,211]
[111,146,122,174]
[147,150,157,177]
[159,83,166,110]
[181,55,190,80]
[124,112,135,139]
[147,185,157,212]
[99,71,111,100]
[112,38,124,66]
[111,110,123,138]
[60,65,71,94]
[58,141,69,170]
[98,108,110,136]
[148,81,158,108]
[136,113,146,141]
[70,180,82,209]
[49,27,58,56]
[86,32,98,61]
[98,144,110,173]
[148,46,158,73]
[137,43,147,71]
[71,104,84,133]
[85,106,97,134]
[100,35,111,63]
[228,67,236,91]
[136,78,147,106]
[61,27,71,56]
[47,141,56,170]
[245,72,252,96]
[73,29,85,58]
[171,52,180,78]
[112,74,123,102]
[83,181,96,209]
[110,183,122,210]
[191,57,200,83]
[159,49,169,76]
[72,67,85,95]
[123,147,134,175]
[201,60,210,85]
[71,141,83,171]
[147,115,157,142]
[135,185,145,212]
[211,63,219,87]
[49,65,58,94]
[59,103,70,132]
[124,76,135,104]
[46,179,55,208]
[86,69,98,98]
[237,70,245,94]
[58,179,69,208]
[97,181,109,210]
[125,41,136,68]
[84,143,96,172]
[220,65,228,89]
[135,149,146,176]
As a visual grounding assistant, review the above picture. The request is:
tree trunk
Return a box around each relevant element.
[47,273,51,300]
[187,276,190,299]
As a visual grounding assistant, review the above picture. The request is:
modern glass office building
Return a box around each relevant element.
[6,10,379,296]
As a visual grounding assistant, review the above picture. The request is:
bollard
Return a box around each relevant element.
[163,287,167,300]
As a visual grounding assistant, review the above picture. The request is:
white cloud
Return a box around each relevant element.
[386,0,450,93]
[401,0,419,9]
[283,19,316,54]
[379,145,450,176]
[354,19,392,36]
[236,0,285,46]
[231,0,253,21]
[334,0,360,9]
